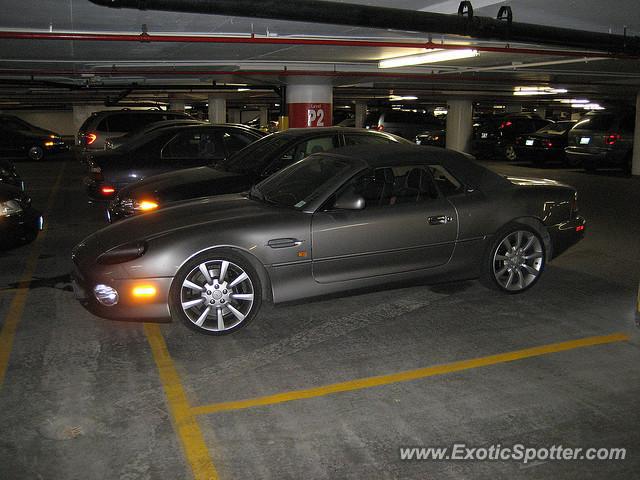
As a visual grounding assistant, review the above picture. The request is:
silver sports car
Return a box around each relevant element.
[72,144,585,335]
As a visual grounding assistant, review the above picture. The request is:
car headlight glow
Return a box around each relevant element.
[117,198,160,214]
[0,199,23,217]
[93,284,119,306]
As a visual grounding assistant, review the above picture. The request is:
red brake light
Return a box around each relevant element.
[576,225,585,232]
[544,140,553,148]
[604,133,621,145]
[85,133,97,145]
[500,121,513,129]
[101,186,115,195]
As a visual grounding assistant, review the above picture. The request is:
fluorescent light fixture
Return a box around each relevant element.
[513,86,568,96]
[580,103,605,110]
[237,88,250,92]
[389,95,418,101]
[555,98,589,104]
[379,49,478,69]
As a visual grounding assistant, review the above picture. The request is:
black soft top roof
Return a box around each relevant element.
[325,144,512,191]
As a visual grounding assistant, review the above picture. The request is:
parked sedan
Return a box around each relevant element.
[107,127,409,222]
[0,115,67,161]
[514,120,577,166]
[85,124,265,202]
[474,113,551,160]
[104,119,204,150]
[0,182,42,248]
[415,128,446,148]
[72,144,585,335]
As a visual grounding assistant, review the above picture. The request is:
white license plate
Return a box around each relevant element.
[481,132,488,139]
[580,137,591,145]
[525,139,534,146]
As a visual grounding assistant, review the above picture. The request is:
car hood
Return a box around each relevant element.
[18,128,59,140]
[79,193,287,256]
[117,166,250,203]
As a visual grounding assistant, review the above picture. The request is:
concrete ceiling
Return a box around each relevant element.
[0,0,639,109]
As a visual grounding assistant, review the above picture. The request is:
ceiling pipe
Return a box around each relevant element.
[88,0,640,55]
[0,30,625,59]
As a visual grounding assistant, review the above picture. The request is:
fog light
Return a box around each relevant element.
[94,284,119,306]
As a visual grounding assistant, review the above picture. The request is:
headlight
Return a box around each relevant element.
[0,200,22,217]
[97,241,147,265]
[117,198,160,214]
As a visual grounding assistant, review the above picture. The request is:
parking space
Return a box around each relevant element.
[0,156,638,479]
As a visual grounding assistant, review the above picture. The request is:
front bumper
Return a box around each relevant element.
[71,264,172,321]
[0,208,43,245]
[547,215,586,259]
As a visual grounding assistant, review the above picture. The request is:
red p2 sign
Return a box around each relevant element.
[289,103,332,128]
[307,107,325,127]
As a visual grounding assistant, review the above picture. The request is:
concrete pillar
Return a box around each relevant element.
[208,97,226,124]
[168,97,185,113]
[286,79,333,128]
[633,92,640,176]
[355,101,367,128]
[259,107,269,128]
[227,108,241,124]
[446,99,473,153]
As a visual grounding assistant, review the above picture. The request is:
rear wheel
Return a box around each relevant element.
[169,251,262,335]
[504,144,517,161]
[28,146,44,161]
[482,224,545,293]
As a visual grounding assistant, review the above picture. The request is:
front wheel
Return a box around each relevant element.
[28,145,45,161]
[169,251,262,335]
[482,225,545,293]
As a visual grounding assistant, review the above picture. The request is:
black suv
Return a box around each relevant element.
[565,110,635,172]
[474,113,552,160]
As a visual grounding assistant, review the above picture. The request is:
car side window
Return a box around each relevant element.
[428,165,464,196]
[222,131,255,155]
[161,130,217,159]
[343,134,394,146]
[336,165,439,209]
[262,135,339,177]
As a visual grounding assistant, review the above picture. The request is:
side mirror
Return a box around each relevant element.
[334,191,365,210]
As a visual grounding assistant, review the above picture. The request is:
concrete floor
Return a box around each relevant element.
[0,153,638,479]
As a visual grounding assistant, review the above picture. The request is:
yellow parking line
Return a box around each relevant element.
[191,332,629,416]
[144,323,219,480]
[0,162,66,388]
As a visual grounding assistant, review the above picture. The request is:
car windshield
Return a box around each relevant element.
[215,133,292,174]
[573,113,616,131]
[536,121,574,134]
[250,155,353,209]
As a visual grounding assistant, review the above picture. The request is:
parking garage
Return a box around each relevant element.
[0,1,639,479]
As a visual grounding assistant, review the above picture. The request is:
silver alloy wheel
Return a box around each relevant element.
[504,145,517,161]
[28,146,44,161]
[180,259,254,332]
[492,230,543,291]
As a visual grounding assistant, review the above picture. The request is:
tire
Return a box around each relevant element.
[169,250,262,335]
[28,146,45,161]
[481,224,545,294]
[504,144,517,162]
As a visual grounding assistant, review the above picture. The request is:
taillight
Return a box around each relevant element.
[376,124,384,131]
[544,140,553,148]
[101,186,116,195]
[85,133,97,145]
[604,133,621,145]
[500,120,512,129]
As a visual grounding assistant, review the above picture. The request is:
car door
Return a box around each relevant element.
[311,164,458,284]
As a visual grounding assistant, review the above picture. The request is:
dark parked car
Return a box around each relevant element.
[415,128,446,148]
[72,144,585,335]
[367,110,444,139]
[0,182,42,248]
[474,113,552,160]
[104,119,204,150]
[565,110,635,172]
[85,124,265,202]
[76,109,192,161]
[107,127,410,221]
[0,115,67,161]
[514,120,577,166]
[0,159,24,189]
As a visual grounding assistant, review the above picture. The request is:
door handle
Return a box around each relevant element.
[267,238,303,248]
[427,215,454,225]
